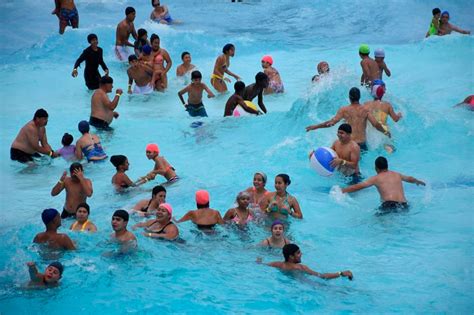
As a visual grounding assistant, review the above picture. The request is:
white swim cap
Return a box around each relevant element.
[374,48,385,58]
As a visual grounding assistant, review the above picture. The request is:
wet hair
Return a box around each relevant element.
[87,34,98,43]
[76,202,90,214]
[128,55,138,62]
[197,203,209,209]
[276,173,291,185]
[181,51,190,60]
[432,8,441,16]
[137,28,147,38]
[338,123,352,134]
[33,108,48,119]
[234,81,245,93]
[69,162,83,173]
[110,155,127,170]
[150,34,160,44]
[61,133,73,146]
[151,185,166,197]
[113,209,129,222]
[48,262,64,276]
[125,7,136,16]
[222,43,234,54]
[191,70,202,80]
[100,76,113,85]
[349,87,361,102]
[375,156,388,170]
[255,72,268,83]
[283,244,299,262]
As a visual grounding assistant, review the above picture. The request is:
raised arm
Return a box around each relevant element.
[102,90,122,111]
[27,262,41,282]
[73,169,93,197]
[342,176,376,194]
[387,104,402,122]
[382,62,391,77]
[400,174,426,186]
[51,171,67,196]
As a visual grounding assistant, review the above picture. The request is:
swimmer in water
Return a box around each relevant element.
[176,52,196,77]
[133,203,179,241]
[306,87,389,151]
[57,133,76,161]
[223,81,260,117]
[69,203,97,232]
[52,0,78,34]
[33,208,76,250]
[111,210,137,246]
[115,7,137,61]
[374,49,391,80]
[133,185,167,216]
[223,191,255,225]
[149,34,172,91]
[312,61,330,82]
[438,11,470,36]
[245,172,269,212]
[141,143,179,184]
[342,156,426,213]
[127,55,154,95]
[90,76,122,130]
[257,244,353,281]
[177,190,224,231]
[178,70,215,117]
[363,80,402,153]
[134,28,149,57]
[75,121,107,162]
[454,95,474,110]
[150,0,179,24]
[262,174,303,220]
[426,8,441,37]
[258,220,290,249]
[26,261,63,287]
[211,43,241,93]
[243,72,269,114]
[359,44,379,87]
[329,124,361,181]
[261,55,284,94]
[110,155,147,190]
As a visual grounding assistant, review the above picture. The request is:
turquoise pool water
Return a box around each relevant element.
[0,0,473,313]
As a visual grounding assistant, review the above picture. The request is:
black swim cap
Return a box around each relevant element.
[181,51,190,60]
[128,55,138,62]
[48,261,64,275]
[349,87,361,102]
[125,7,135,16]
[223,43,234,54]
[234,81,245,92]
[375,156,388,170]
[283,244,299,262]
[110,155,127,169]
[113,209,129,221]
[100,76,113,85]
[338,123,352,134]
[33,108,48,119]
[87,34,97,43]
[191,70,202,80]
[76,202,90,214]
[276,173,291,185]
[61,133,73,146]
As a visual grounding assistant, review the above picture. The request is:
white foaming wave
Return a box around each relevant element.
[329,185,351,206]
[264,136,302,157]
[141,20,204,35]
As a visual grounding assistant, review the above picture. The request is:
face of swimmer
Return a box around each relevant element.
[152,190,166,204]
[44,265,61,283]
[35,116,49,127]
[76,206,89,223]
[337,129,351,143]
[153,0,161,7]
[253,174,266,189]
[261,60,270,69]
[126,11,136,22]
[271,224,284,238]
[89,38,98,49]
[156,205,170,222]
[228,47,235,57]
[274,176,288,193]
[152,38,160,50]
[111,216,127,232]
[146,150,158,160]
[182,53,191,64]
[237,195,250,209]
[441,13,449,23]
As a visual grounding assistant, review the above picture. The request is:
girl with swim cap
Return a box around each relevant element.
[133,185,167,217]
[262,174,303,220]
[245,172,269,212]
[177,190,224,232]
[70,203,97,232]
[259,220,290,249]
[261,55,284,94]
[141,143,178,184]
[223,192,255,225]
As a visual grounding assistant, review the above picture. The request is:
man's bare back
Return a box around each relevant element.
[338,105,371,144]
[34,231,75,250]
[361,58,379,86]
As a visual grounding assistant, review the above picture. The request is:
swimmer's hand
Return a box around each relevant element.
[128,87,132,94]
[113,112,119,119]
[305,125,317,132]
[72,69,78,78]
[72,168,84,180]
[330,158,343,168]
[60,171,67,182]
[116,89,123,96]
[415,179,426,186]
[51,151,60,158]
[51,8,59,16]
[341,270,353,280]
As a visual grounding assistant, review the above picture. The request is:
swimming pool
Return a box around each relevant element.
[0,0,473,313]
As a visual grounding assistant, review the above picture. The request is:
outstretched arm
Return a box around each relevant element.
[176,211,194,223]
[400,174,426,186]
[306,109,343,132]
[302,265,353,280]
[451,24,470,34]
[27,262,41,282]
[342,177,375,194]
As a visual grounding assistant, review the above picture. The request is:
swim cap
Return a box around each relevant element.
[317,61,329,74]
[237,191,251,200]
[374,48,385,58]
[255,171,267,184]
[441,11,449,17]
[113,209,129,221]
[261,55,273,65]
[159,203,173,215]
[371,84,385,99]
[142,45,152,55]
[338,123,352,134]
[146,143,159,154]
[359,44,370,55]
[78,120,90,134]
[42,208,59,225]
[48,261,64,275]
[195,190,210,205]
[271,220,284,229]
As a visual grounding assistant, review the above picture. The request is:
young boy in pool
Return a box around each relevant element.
[141,143,179,184]
[26,261,63,287]
[224,81,260,117]
[374,49,391,80]
[178,71,215,117]
[426,8,441,37]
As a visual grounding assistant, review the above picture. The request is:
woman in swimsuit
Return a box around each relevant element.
[211,43,241,93]
[262,174,303,219]
[133,203,179,241]
[150,0,175,24]
[261,55,284,94]
[110,155,147,190]
[69,203,97,232]
[223,191,254,225]
[74,120,107,162]
[177,190,224,231]
[149,34,172,91]
[259,220,290,249]
[245,172,269,212]
[133,185,167,217]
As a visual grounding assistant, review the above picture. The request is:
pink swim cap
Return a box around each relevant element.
[146,143,159,154]
[261,55,273,65]
[195,190,210,205]
[159,203,173,215]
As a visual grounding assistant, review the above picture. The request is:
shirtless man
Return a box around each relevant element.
[90,76,123,130]
[211,43,241,93]
[258,244,353,281]
[10,109,58,163]
[342,156,425,212]
[374,49,391,80]
[224,81,260,116]
[243,72,269,114]
[33,208,76,250]
[176,52,196,77]
[329,124,360,177]
[438,11,471,36]
[115,7,137,61]
[111,210,137,249]
[51,163,93,219]
[52,0,78,34]
[142,143,178,184]
[306,87,388,151]
[359,44,379,87]
[178,70,215,117]
[127,55,154,95]
[363,81,402,153]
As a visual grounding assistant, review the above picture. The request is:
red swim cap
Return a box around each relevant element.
[146,143,159,154]
[261,55,273,65]
[195,190,210,205]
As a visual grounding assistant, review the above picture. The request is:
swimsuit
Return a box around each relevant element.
[140,199,153,213]
[133,83,154,95]
[269,80,284,93]
[10,148,41,163]
[196,224,216,231]
[378,201,409,214]
[89,116,111,130]
[232,210,254,224]
[74,46,108,90]
[145,221,174,234]
[61,208,76,219]
[357,142,368,151]
[71,219,90,231]
[185,103,208,117]
[266,193,291,216]
[115,45,132,61]
[57,145,76,161]
[59,8,79,27]
[81,135,107,162]
[152,12,173,24]
[265,237,289,248]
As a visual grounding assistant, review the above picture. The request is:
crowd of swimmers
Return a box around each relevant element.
[11,2,470,287]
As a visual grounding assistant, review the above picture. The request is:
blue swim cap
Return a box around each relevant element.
[78,120,90,134]
[142,44,151,55]
[441,11,449,17]
[42,208,59,225]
